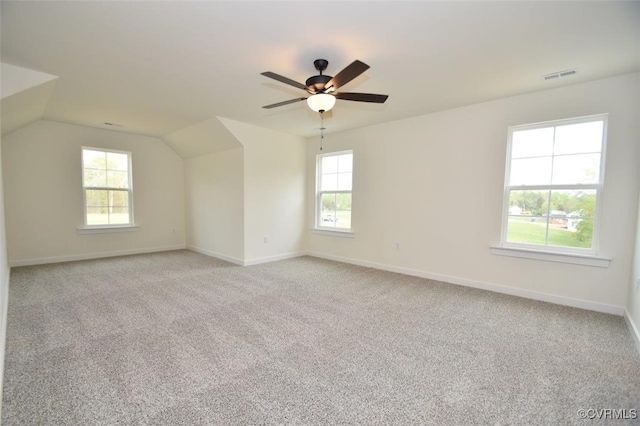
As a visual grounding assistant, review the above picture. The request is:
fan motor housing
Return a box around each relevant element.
[306,75,332,93]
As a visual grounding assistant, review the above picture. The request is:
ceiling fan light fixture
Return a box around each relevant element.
[261,59,387,110]
[307,93,336,112]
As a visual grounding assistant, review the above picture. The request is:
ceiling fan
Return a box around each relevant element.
[261,59,388,112]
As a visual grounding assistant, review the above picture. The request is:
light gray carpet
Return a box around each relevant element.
[2,250,639,425]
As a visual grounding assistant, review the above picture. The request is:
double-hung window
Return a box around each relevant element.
[316,150,353,231]
[500,114,606,254]
[82,147,133,227]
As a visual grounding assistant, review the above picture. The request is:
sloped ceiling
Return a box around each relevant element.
[1,64,58,136]
[1,63,57,99]
[1,1,639,147]
[163,117,242,159]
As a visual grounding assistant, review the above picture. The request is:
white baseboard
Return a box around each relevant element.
[186,246,305,267]
[243,252,305,266]
[624,310,640,354]
[306,251,625,316]
[186,245,244,266]
[9,245,187,267]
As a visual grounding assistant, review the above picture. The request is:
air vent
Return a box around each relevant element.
[543,69,578,81]
[103,122,122,127]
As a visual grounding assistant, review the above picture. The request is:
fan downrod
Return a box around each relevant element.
[306,59,332,93]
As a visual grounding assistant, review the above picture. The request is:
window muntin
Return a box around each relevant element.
[316,151,353,230]
[501,115,606,253]
[82,147,133,226]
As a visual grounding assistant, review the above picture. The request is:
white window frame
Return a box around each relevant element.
[314,150,354,236]
[494,114,610,267]
[80,146,135,231]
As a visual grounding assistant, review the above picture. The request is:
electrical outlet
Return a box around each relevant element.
[636,277,640,291]
[395,242,400,251]
[264,235,269,244]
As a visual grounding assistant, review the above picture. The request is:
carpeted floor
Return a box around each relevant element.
[2,250,639,425]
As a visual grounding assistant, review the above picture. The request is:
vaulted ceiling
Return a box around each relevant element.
[1,1,639,143]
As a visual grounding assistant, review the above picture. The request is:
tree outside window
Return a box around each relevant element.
[502,115,606,252]
[82,148,133,226]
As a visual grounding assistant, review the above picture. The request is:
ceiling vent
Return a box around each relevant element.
[543,69,578,81]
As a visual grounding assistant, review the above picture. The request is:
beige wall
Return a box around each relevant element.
[219,118,306,264]
[2,120,186,264]
[306,73,640,313]
[184,147,244,263]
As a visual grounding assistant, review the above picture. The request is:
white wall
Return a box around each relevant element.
[184,147,244,264]
[2,120,186,265]
[219,118,306,264]
[627,178,640,352]
[306,73,640,314]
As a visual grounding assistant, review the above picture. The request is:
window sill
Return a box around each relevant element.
[77,225,140,235]
[312,228,355,238]
[490,246,610,268]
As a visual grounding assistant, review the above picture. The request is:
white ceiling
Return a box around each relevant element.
[1,1,639,139]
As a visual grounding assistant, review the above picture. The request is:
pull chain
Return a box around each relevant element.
[319,112,325,151]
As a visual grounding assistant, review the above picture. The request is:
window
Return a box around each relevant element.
[82,147,133,227]
[500,114,606,254]
[316,150,353,231]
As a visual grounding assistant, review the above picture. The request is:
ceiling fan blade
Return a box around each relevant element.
[261,72,307,91]
[324,60,370,91]
[335,92,389,103]
[262,97,307,109]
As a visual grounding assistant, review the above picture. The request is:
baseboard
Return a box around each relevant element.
[624,310,640,354]
[306,251,625,316]
[243,252,306,266]
[9,244,187,267]
[186,245,244,266]
[186,246,305,267]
